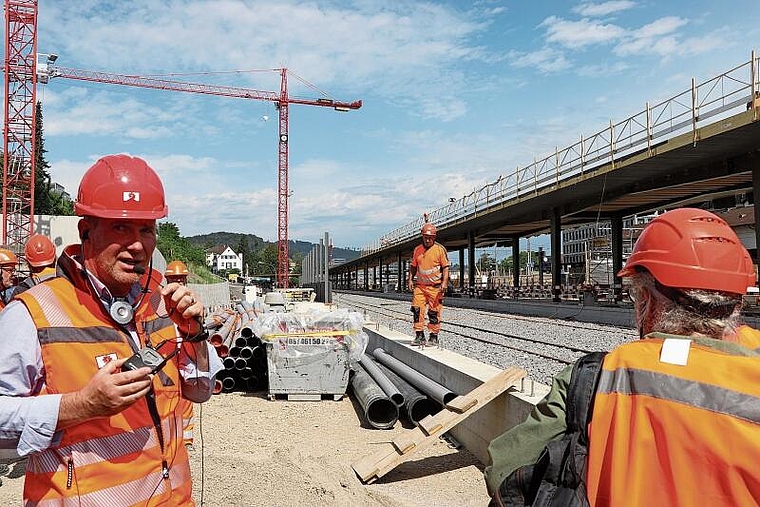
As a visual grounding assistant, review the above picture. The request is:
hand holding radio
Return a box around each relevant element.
[79,357,152,418]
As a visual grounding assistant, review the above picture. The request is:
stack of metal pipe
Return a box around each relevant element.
[351,348,451,429]
[204,301,266,394]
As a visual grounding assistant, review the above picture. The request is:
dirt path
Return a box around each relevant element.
[2,392,491,506]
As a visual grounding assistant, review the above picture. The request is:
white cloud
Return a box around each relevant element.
[540,15,626,49]
[39,0,494,122]
[572,1,636,17]
[508,47,572,73]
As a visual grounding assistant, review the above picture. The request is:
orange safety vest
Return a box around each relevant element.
[411,242,449,286]
[586,333,760,506]
[16,247,193,506]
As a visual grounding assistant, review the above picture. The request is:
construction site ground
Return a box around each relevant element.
[2,390,491,506]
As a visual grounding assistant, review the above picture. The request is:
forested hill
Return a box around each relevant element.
[186,231,361,261]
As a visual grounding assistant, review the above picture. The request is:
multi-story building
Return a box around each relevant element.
[206,245,243,272]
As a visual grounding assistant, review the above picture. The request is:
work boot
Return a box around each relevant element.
[427,333,439,347]
[412,331,425,346]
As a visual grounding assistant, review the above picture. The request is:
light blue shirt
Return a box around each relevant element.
[0,290,223,457]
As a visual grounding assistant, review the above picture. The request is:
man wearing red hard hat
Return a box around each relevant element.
[12,233,58,297]
[486,208,760,506]
[408,222,450,347]
[0,155,222,505]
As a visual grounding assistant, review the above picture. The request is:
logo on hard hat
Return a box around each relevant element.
[123,191,141,202]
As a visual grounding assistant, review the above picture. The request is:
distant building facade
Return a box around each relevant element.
[206,245,243,272]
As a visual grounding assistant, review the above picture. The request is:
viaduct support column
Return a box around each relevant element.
[397,251,403,293]
[611,215,623,302]
[468,231,476,295]
[458,249,465,290]
[551,208,562,303]
[753,166,760,286]
[538,246,545,288]
[512,237,520,298]
[363,262,369,291]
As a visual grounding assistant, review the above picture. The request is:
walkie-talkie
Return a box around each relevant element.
[122,347,178,374]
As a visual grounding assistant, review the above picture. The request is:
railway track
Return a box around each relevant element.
[335,293,631,367]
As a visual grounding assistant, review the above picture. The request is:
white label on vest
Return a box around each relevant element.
[660,339,691,366]
[96,353,119,369]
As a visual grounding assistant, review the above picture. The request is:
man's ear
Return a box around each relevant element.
[77,219,91,242]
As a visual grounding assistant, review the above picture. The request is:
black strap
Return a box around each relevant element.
[566,352,607,446]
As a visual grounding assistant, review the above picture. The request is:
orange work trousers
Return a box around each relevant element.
[411,284,443,334]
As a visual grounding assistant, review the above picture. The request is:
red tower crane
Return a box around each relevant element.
[3,0,361,288]
[3,0,39,256]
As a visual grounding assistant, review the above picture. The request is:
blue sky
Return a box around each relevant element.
[26,0,760,250]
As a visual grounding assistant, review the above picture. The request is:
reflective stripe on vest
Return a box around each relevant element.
[412,243,448,286]
[586,337,760,507]
[33,455,192,507]
[18,249,193,505]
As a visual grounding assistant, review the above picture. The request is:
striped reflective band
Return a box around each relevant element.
[143,316,175,336]
[33,463,191,507]
[30,411,179,475]
[29,426,158,474]
[597,368,760,425]
[37,326,125,345]
[31,284,73,327]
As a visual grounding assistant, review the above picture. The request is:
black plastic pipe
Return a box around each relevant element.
[350,362,399,430]
[359,355,404,407]
[372,348,457,406]
[376,362,440,426]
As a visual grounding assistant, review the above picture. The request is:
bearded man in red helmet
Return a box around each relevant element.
[485,208,760,506]
[408,222,450,347]
[12,233,58,297]
[0,155,223,505]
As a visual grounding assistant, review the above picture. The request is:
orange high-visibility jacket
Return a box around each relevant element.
[586,331,760,507]
[16,249,193,506]
[411,242,449,286]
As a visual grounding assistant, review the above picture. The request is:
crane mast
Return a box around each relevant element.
[3,0,38,255]
[3,0,361,288]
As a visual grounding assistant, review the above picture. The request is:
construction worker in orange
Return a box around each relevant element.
[486,208,760,506]
[12,233,57,297]
[0,248,18,308]
[165,259,196,449]
[0,154,223,506]
[408,223,450,346]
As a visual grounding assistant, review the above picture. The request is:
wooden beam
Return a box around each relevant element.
[351,366,526,483]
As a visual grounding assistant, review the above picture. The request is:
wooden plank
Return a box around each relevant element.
[392,434,417,454]
[351,366,526,483]
[446,396,478,413]
[417,415,443,436]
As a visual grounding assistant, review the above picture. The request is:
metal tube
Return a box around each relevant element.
[222,375,236,392]
[372,348,457,406]
[239,346,254,359]
[235,336,248,348]
[223,356,236,370]
[376,362,440,426]
[359,355,404,407]
[234,357,248,370]
[350,363,399,430]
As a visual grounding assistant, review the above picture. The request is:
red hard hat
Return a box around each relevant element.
[421,223,437,236]
[25,234,56,267]
[618,208,755,295]
[75,154,168,219]
[0,248,18,267]
[165,260,189,277]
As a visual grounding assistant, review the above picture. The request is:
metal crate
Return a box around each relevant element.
[266,335,350,401]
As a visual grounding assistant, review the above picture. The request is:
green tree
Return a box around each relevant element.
[156,222,205,265]
[34,102,73,216]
